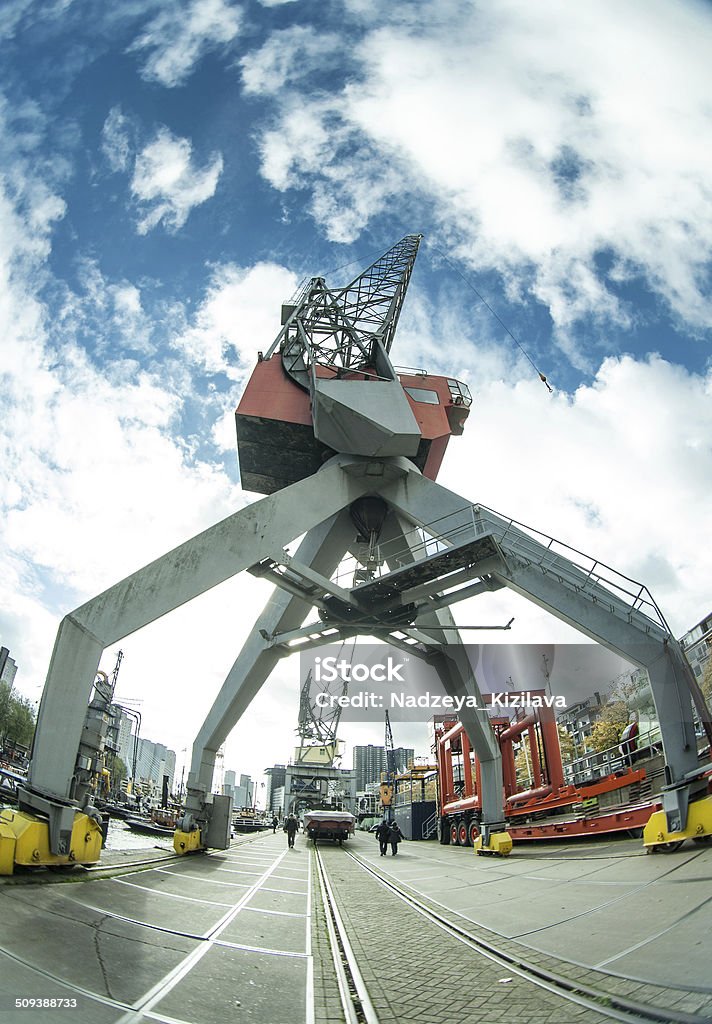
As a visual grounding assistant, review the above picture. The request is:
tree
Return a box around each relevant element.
[0,682,36,750]
[514,725,574,784]
[0,682,11,734]
[557,725,576,763]
[586,700,629,753]
[584,670,650,755]
[107,753,127,796]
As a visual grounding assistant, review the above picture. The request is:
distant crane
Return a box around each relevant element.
[295,667,346,766]
[380,710,397,823]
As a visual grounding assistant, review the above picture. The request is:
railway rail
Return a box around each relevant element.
[312,842,712,1024]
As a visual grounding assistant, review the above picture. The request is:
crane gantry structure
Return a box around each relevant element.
[3,235,711,874]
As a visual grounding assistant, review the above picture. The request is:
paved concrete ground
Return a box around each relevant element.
[1,828,710,1023]
[353,831,712,993]
[0,832,311,1024]
[317,840,609,1024]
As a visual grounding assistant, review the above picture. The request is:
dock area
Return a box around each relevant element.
[1,830,711,1023]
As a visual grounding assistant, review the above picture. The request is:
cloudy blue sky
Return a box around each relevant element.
[1,0,711,797]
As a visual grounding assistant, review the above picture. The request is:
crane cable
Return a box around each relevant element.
[427,242,553,393]
[299,235,554,394]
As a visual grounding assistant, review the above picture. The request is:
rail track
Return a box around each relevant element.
[313,843,712,1024]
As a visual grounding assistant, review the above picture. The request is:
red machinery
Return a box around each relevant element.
[236,358,472,494]
[434,691,661,845]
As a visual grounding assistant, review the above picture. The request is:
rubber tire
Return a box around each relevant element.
[458,820,469,846]
[468,820,480,846]
[438,818,450,845]
[449,821,459,845]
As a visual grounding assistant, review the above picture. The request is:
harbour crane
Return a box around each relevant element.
[3,235,710,874]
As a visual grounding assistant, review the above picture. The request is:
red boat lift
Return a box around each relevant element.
[434,691,661,846]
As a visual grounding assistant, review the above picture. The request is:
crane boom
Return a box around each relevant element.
[270,234,423,388]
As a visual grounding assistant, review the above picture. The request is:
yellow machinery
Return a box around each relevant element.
[475,829,513,857]
[644,793,712,851]
[0,808,103,875]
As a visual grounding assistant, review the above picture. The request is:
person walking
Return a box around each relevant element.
[389,820,403,856]
[284,813,299,848]
[272,815,279,833]
[375,819,390,856]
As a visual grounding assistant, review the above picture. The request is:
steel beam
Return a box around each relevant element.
[377,510,506,829]
[24,456,390,811]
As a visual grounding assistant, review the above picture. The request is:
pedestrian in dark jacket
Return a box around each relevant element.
[272,815,279,833]
[284,814,299,848]
[389,820,403,855]
[375,819,390,856]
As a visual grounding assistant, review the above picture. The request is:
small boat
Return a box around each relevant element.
[303,810,356,844]
[125,808,178,837]
[232,808,269,833]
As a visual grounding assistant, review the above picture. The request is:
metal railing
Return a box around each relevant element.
[330,500,671,638]
[421,810,439,839]
[516,726,663,792]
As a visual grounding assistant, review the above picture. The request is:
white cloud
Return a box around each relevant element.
[101,106,132,172]
[257,96,406,244]
[0,106,239,725]
[131,126,223,233]
[250,0,712,338]
[240,26,341,96]
[174,260,298,381]
[100,111,223,234]
[129,0,242,87]
[438,353,712,638]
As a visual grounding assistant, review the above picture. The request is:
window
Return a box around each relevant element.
[404,386,440,405]
[446,378,473,406]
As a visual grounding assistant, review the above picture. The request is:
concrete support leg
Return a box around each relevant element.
[22,457,381,852]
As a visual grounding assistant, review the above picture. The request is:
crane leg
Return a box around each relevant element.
[176,510,356,852]
[11,455,397,870]
[378,511,511,856]
[382,473,710,847]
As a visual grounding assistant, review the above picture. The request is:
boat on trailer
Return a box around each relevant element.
[303,810,356,844]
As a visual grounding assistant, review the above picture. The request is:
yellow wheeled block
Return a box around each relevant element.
[0,808,103,875]
[643,795,712,851]
[173,828,203,855]
[475,830,513,857]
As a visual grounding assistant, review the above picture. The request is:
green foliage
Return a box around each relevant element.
[586,700,629,753]
[584,671,652,755]
[557,725,576,763]
[107,753,127,795]
[0,681,36,749]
